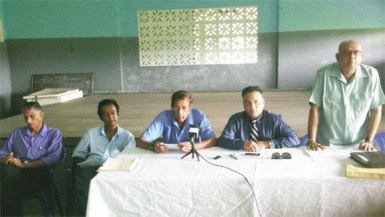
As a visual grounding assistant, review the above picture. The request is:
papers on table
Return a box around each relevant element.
[97,158,140,172]
[304,146,356,162]
[164,143,179,151]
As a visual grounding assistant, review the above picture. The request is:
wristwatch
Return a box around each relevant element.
[23,160,29,168]
[364,137,373,143]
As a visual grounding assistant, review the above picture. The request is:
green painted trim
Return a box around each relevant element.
[3,0,383,39]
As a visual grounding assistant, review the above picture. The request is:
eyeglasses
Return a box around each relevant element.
[272,152,291,159]
[172,106,190,112]
[339,50,362,57]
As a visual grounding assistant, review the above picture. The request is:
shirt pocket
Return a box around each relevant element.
[31,144,48,158]
[323,95,343,124]
[351,93,370,115]
[110,148,121,158]
[324,95,342,112]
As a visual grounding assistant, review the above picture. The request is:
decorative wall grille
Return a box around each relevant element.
[138,6,258,66]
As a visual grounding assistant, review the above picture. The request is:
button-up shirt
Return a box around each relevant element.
[141,108,216,143]
[0,124,64,168]
[217,110,300,150]
[72,125,136,164]
[309,63,385,146]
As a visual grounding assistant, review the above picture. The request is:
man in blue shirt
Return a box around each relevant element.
[218,86,300,152]
[72,99,136,215]
[307,40,385,150]
[138,90,216,153]
[0,102,64,216]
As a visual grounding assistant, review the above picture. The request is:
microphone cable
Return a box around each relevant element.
[196,151,262,217]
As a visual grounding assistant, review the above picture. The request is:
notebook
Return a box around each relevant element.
[346,164,385,180]
[350,151,385,168]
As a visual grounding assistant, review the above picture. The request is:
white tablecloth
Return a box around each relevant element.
[87,146,385,217]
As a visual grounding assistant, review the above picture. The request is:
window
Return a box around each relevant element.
[138,6,258,66]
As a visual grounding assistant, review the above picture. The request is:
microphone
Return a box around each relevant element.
[188,124,200,141]
[182,124,201,161]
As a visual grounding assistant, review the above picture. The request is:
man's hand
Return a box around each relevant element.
[1,152,25,168]
[178,142,192,153]
[153,142,168,153]
[306,140,326,151]
[359,141,377,151]
[2,152,17,164]
[244,140,263,152]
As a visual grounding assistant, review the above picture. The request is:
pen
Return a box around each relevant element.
[229,154,238,160]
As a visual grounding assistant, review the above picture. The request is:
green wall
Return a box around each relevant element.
[279,0,385,32]
[0,0,4,38]
[3,0,277,39]
[3,0,384,39]
[4,0,121,38]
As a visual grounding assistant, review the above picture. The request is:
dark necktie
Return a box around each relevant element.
[250,119,259,142]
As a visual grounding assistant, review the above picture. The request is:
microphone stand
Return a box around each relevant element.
[181,138,200,161]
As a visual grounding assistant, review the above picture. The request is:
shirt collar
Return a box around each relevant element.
[100,125,121,137]
[25,124,48,137]
[244,110,264,123]
[354,65,365,78]
[331,63,366,82]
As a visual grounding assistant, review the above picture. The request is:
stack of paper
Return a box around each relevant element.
[23,88,83,106]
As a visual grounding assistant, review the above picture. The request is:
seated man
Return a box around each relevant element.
[218,86,300,152]
[0,102,64,216]
[72,99,136,215]
[138,90,216,153]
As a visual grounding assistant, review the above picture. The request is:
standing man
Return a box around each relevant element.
[218,86,300,151]
[307,40,385,151]
[138,90,216,153]
[1,102,64,216]
[72,99,136,215]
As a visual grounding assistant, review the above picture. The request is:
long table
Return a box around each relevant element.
[87,146,385,217]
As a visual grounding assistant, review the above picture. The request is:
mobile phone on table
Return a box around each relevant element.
[245,152,260,156]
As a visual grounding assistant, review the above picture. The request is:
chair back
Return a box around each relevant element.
[299,134,308,146]
[66,162,76,217]
[374,132,385,152]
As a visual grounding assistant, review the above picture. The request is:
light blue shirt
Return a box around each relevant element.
[141,108,216,143]
[72,125,136,164]
[309,63,385,146]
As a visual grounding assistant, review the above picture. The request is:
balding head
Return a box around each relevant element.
[338,40,362,52]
